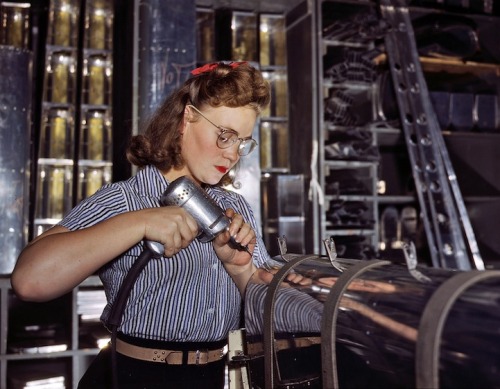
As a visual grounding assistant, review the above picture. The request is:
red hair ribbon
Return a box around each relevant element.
[190,61,247,75]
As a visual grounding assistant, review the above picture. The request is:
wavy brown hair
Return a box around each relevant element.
[126,62,271,177]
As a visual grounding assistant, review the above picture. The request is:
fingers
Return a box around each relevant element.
[162,223,193,257]
[226,209,254,248]
[165,211,199,256]
[285,272,312,286]
[212,209,256,265]
[143,207,199,257]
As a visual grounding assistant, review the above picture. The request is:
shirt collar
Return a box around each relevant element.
[135,165,170,199]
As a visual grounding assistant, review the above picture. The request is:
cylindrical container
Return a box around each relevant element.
[259,121,289,171]
[35,160,73,220]
[45,50,77,104]
[245,255,500,388]
[85,0,113,50]
[261,70,287,118]
[161,176,229,242]
[47,0,79,47]
[77,162,111,201]
[195,9,215,63]
[230,11,257,62]
[85,167,104,196]
[80,109,112,161]
[259,14,286,67]
[0,46,32,274]
[40,107,74,159]
[84,53,112,106]
[0,2,30,49]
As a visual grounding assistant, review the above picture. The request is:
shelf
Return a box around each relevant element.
[324,160,378,169]
[37,158,74,166]
[325,194,377,202]
[375,52,500,76]
[77,160,113,168]
[323,80,374,90]
[0,275,104,387]
[378,195,416,204]
[322,38,374,49]
[421,56,500,76]
[323,228,375,236]
[260,116,288,123]
[3,349,99,361]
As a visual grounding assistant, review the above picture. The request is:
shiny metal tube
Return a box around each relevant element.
[0,46,32,274]
[245,255,500,388]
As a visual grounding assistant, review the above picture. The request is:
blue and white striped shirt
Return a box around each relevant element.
[60,165,272,342]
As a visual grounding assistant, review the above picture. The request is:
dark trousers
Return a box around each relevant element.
[78,343,226,389]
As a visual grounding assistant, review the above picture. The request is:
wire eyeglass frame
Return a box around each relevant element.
[187,104,258,156]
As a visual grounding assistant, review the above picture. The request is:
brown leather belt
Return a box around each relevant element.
[116,338,227,365]
[246,336,321,356]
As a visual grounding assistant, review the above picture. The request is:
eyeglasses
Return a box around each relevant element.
[187,104,258,156]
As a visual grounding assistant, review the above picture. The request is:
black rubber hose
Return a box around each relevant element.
[107,247,158,389]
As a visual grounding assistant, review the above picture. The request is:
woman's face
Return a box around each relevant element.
[176,104,257,185]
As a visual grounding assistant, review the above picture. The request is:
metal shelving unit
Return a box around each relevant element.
[316,0,382,258]
[34,0,114,237]
[286,0,500,265]
[0,275,105,388]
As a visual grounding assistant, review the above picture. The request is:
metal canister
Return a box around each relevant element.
[48,0,78,47]
[46,50,76,103]
[0,46,32,274]
[86,0,113,50]
[87,110,104,160]
[41,107,73,159]
[0,2,30,49]
[85,54,112,105]
[36,161,73,220]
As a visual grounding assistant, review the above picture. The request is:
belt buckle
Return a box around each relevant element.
[195,349,209,366]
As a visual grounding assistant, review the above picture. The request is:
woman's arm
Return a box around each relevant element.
[11,207,198,302]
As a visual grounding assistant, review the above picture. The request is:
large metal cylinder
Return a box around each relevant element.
[137,0,196,122]
[0,46,32,274]
[244,254,500,388]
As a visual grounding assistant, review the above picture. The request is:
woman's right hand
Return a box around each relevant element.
[142,206,199,257]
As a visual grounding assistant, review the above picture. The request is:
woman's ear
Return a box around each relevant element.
[181,106,192,134]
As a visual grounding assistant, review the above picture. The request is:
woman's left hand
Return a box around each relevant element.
[213,208,255,266]
[213,208,257,295]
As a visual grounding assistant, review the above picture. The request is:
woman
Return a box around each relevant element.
[11,62,273,388]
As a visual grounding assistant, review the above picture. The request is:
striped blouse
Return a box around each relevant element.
[60,165,272,342]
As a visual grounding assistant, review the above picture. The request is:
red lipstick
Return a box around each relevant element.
[216,166,228,174]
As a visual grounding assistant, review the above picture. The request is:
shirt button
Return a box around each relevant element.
[207,308,214,315]
[212,263,218,270]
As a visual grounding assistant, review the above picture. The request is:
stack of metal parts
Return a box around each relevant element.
[430,91,499,133]
[325,48,383,85]
[323,11,388,44]
[325,167,373,196]
[324,128,379,162]
[323,10,389,128]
